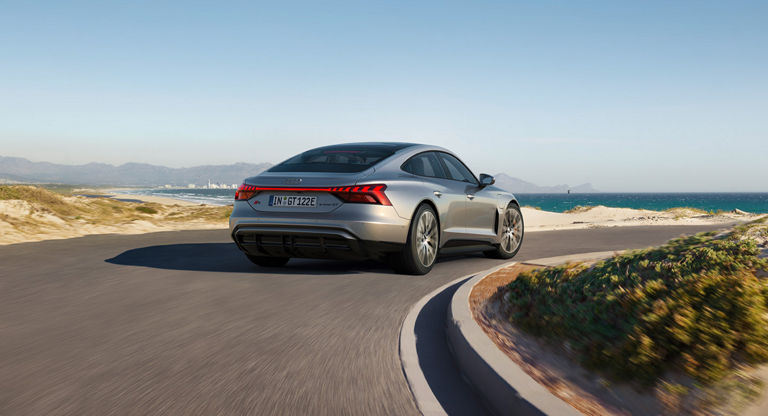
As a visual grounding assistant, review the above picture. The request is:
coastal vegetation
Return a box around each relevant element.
[0,185,231,244]
[501,221,768,411]
[559,205,742,217]
[564,205,596,213]
[664,207,708,215]
[135,205,159,214]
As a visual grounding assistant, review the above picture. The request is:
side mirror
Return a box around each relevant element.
[479,173,495,187]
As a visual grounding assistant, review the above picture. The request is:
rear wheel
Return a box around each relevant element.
[246,255,290,267]
[391,204,439,275]
[484,204,524,259]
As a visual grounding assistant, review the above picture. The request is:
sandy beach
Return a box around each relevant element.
[1,186,764,245]
[521,205,763,232]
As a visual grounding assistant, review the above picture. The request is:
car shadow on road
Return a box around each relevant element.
[104,242,393,275]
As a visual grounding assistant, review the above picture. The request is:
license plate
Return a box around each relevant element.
[269,195,318,208]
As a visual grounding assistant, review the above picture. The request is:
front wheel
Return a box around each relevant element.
[484,204,524,259]
[246,255,290,267]
[391,204,439,275]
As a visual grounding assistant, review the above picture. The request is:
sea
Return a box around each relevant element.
[516,193,768,214]
[116,189,768,214]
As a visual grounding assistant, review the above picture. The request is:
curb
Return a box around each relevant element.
[446,252,617,416]
[400,267,502,415]
[399,274,472,415]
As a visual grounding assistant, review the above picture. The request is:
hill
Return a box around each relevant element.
[0,156,271,187]
[492,173,598,193]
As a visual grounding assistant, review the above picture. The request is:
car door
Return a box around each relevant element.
[436,152,497,241]
[466,182,501,240]
[401,151,467,245]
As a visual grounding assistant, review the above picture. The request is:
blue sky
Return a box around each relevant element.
[1,1,766,191]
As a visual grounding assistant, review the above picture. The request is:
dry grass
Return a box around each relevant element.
[564,205,596,213]
[732,216,768,248]
[0,185,78,216]
[664,207,709,216]
[0,185,231,244]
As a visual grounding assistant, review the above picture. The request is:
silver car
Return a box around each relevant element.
[230,142,524,274]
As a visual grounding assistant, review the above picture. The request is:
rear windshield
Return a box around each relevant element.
[268,145,400,173]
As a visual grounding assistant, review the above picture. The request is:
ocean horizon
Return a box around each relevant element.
[515,192,768,214]
[115,189,768,214]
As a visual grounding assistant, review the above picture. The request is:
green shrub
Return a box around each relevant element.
[503,232,768,385]
[135,205,158,214]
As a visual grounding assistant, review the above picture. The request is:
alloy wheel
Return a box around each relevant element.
[501,207,523,253]
[415,210,438,267]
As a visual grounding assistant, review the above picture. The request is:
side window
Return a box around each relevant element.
[402,152,445,178]
[437,153,477,184]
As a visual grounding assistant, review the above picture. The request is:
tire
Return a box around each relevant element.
[484,203,524,259]
[391,204,439,275]
[246,255,290,267]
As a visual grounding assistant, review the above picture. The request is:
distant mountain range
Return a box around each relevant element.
[492,173,598,193]
[0,156,598,192]
[0,156,272,187]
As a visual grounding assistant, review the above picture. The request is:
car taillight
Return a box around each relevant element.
[235,184,258,200]
[234,183,391,205]
[330,184,391,206]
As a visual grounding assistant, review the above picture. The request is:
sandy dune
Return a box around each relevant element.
[0,187,231,245]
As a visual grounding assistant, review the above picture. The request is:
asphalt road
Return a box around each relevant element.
[0,224,730,415]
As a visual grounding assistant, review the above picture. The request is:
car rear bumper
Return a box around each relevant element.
[231,225,403,259]
[229,201,410,259]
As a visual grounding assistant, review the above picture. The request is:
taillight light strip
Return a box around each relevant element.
[235,184,391,206]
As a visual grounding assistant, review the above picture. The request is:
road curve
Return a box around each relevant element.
[0,225,729,415]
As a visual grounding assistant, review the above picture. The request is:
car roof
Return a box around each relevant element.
[305,142,418,151]
[309,141,455,153]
